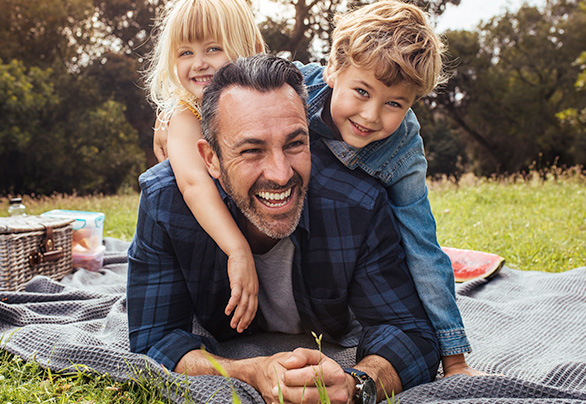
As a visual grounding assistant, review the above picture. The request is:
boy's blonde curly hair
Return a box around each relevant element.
[144,0,265,121]
[327,0,446,97]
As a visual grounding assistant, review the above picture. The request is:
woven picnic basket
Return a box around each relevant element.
[0,216,74,291]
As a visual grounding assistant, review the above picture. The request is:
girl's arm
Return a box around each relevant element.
[166,108,258,333]
[153,115,168,162]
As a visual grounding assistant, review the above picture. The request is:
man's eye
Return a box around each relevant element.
[286,141,305,149]
[241,148,261,155]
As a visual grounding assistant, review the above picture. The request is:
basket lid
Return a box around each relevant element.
[0,215,75,234]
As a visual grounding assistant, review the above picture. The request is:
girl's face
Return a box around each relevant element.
[175,39,231,101]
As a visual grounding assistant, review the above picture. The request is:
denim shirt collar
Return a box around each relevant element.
[309,102,409,171]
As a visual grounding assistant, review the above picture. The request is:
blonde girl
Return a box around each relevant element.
[144,0,265,332]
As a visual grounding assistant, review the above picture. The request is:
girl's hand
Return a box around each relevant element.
[225,250,259,333]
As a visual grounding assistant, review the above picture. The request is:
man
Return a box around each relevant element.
[127,55,440,404]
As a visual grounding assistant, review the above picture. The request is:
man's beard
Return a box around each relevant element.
[220,166,307,240]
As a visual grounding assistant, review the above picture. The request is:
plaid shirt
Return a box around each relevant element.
[127,140,440,390]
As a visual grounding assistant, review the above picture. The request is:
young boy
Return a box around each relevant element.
[294,0,481,376]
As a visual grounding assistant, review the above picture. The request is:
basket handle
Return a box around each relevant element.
[28,225,64,267]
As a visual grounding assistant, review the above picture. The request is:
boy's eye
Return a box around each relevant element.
[355,88,369,97]
[386,101,402,108]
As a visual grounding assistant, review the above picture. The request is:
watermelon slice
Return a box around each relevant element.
[442,247,505,283]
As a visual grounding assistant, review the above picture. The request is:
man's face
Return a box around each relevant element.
[204,85,311,243]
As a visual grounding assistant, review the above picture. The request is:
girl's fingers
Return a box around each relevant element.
[224,284,242,316]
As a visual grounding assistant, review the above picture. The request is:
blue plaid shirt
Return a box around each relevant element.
[127,140,440,390]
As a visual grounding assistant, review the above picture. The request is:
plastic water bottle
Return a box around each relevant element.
[8,197,27,216]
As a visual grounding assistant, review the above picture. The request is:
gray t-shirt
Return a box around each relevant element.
[254,237,303,334]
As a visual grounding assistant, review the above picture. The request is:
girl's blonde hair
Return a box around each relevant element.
[144,0,265,120]
[327,0,446,97]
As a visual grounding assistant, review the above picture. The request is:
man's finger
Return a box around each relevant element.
[283,348,323,368]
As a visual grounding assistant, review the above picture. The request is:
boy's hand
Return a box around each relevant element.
[442,354,487,377]
[225,251,259,333]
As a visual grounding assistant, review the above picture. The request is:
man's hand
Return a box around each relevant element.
[225,250,259,333]
[274,348,354,404]
[442,354,487,377]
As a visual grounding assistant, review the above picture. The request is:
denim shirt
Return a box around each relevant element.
[296,61,471,356]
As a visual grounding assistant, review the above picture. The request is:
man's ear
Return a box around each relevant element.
[197,139,221,179]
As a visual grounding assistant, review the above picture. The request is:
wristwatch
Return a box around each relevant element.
[343,368,377,404]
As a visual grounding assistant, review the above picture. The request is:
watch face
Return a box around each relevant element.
[361,378,377,404]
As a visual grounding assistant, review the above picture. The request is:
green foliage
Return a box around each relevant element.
[0,57,145,195]
[426,0,586,175]
[0,59,58,153]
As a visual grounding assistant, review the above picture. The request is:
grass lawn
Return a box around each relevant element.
[1,169,585,402]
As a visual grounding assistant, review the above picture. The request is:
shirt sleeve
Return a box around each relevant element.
[387,149,471,356]
[126,179,216,371]
[348,193,441,390]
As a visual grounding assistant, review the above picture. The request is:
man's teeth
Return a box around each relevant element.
[257,188,292,206]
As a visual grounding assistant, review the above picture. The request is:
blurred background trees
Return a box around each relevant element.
[0,0,584,194]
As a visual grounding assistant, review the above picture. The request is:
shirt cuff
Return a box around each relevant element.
[436,329,472,357]
[357,324,440,390]
[147,329,217,372]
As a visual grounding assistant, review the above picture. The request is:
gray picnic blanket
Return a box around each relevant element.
[1,238,586,403]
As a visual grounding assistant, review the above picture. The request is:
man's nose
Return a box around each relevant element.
[263,151,294,185]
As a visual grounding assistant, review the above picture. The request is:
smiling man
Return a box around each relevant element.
[127,55,440,404]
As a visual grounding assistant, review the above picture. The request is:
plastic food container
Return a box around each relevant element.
[72,244,106,272]
[41,210,105,252]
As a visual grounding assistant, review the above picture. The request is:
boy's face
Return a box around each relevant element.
[326,64,418,148]
[175,39,231,101]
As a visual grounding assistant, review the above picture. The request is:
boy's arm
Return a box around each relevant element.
[387,147,482,376]
[167,109,258,332]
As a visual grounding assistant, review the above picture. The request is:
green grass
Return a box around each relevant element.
[429,167,586,272]
[1,168,585,402]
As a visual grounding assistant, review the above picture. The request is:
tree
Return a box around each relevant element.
[0,58,145,195]
[258,0,460,63]
[431,0,586,174]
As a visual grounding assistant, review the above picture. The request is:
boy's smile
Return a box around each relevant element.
[325,64,418,148]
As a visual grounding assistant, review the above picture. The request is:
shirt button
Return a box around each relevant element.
[341,151,347,158]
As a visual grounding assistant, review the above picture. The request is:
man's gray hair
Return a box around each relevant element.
[200,54,308,157]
